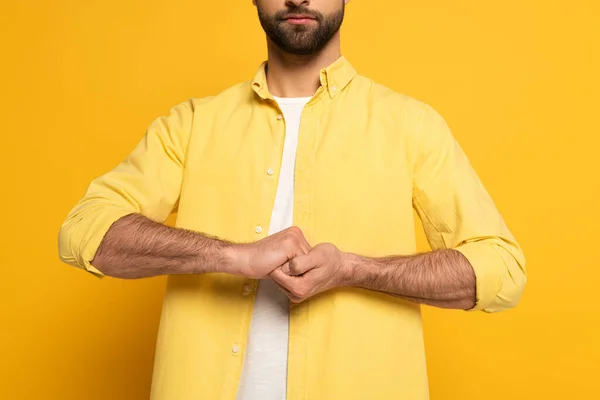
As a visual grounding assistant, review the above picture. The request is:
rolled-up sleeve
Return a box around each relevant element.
[57,100,195,277]
[411,104,527,312]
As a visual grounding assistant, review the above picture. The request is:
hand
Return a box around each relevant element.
[229,226,310,279]
[270,243,350,303]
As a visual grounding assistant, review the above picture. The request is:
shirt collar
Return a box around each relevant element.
[251,55,357,101]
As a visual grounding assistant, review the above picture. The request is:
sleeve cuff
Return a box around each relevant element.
[454,241,503,312]
[59,208,135,278]
[81,209,136,277]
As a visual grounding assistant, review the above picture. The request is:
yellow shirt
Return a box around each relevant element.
[58,56,527,400]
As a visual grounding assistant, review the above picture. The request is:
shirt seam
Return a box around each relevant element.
[412,103,429,196]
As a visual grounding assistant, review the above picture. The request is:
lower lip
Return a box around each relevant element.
[285,18,315,25]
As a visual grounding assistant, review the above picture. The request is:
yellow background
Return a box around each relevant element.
[1,0,598,398]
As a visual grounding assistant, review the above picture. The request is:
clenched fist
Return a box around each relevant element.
[270,242,351,303]
[227,226,311,279]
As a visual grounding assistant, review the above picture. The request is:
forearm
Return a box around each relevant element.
[92,213,234,279]
[344,249,476,310]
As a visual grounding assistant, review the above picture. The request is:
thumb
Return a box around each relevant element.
[284,253,317,276]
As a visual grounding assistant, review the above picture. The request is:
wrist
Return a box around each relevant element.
[340,253,387,289]
[192,240,245,275]
[340,252,361,287]
[221,243,249,275]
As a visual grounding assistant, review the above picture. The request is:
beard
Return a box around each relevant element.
[257,3,345,55]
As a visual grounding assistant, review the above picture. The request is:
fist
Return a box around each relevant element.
[230,226,310,279]
[270,242,350,303]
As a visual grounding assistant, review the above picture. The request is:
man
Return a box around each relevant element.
[58,0,527,399]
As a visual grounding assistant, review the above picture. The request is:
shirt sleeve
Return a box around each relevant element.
[411,103,527,312]
[57,100,195,277]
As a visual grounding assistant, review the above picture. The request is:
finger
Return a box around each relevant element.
[272,279,294,298]
[284,254,317,276]
[270,268,307,303]
[274,282,303,303]
[289,226,311,255]
[270,267,295,287]
[275,261,290,276]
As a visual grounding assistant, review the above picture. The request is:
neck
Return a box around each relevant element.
[265,33,342,98]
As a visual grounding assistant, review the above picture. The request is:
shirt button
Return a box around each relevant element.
[277,114,283,120]
[331,86,338,92]
[232,345,239,354]
[242,284,253,295]
[255,226,263,234]
[267,168,274,176]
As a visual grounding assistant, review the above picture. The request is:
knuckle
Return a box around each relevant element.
[292,286,308,299]
[316,242,336,256]
[289,226,305,240]
[286,237,304,254]
[285,238,299,254]
[318,242,332,251]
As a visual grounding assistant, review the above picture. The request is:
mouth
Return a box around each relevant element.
[283,14,317,25]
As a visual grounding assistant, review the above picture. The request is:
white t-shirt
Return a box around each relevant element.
[236,95,312,400]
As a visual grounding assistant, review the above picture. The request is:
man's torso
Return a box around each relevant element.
[149,58,430,400]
